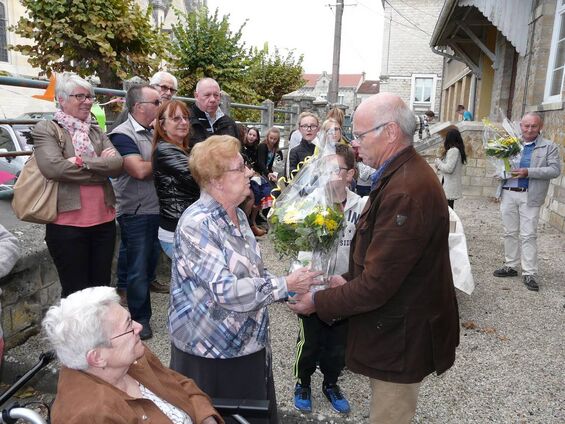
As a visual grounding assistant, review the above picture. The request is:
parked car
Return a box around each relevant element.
[0,123,34,199]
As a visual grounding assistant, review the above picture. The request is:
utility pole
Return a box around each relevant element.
[328,0,344,105]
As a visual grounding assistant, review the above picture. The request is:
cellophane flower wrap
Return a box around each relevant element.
[482,115,522,178]
[268,131,345,289]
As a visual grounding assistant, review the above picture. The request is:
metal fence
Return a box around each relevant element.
[0,76,298,140]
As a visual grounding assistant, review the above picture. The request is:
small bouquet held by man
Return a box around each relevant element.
[483,115,522,178]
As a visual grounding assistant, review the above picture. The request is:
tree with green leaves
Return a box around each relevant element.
[171,7,253,101]
[171,7,305,110]
[10,0,171,89]
[246,45,305,104]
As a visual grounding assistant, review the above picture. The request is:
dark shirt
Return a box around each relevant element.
[289,139,316,174]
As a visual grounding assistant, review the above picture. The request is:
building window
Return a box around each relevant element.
[410,74,437,113]
[544,0,565,102]
[414,77,433,103]
[338,94,344,104]
[0,2,7,62]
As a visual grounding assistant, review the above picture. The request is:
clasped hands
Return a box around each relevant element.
[286,272,347,316]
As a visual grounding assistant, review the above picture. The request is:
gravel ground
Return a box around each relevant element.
[4,197,564,423]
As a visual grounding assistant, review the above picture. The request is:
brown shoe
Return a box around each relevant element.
[251,225,266,237]
[150,279,169,294]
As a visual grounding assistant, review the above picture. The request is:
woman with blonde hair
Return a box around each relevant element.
[169,135,322,423]
[288,112,320,173]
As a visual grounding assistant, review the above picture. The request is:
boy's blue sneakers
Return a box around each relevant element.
[294,383,312,413]
[322,383,351,414]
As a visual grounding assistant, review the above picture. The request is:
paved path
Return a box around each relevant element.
[4,197,565,423]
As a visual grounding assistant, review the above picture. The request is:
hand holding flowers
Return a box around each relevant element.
[483,117,522,177]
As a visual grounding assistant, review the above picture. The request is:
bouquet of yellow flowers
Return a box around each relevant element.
[268,136,345,284]
[269,201,343,257]
[483,117,522,177]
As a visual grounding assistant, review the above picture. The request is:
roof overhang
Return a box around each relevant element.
[430,0,533,78]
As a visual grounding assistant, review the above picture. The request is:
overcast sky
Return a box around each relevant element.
[206,0,384,79]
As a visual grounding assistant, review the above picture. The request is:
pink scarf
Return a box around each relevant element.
[54,109,96,158]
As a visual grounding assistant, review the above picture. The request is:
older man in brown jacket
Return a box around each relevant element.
[290,93,460,423]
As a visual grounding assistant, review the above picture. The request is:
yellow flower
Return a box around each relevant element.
[314,214,325,226]
[325,219,338,232]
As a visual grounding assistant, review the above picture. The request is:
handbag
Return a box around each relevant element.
[12,122,65,224]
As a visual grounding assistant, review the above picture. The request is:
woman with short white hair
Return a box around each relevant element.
[43,286,222,424]
[33,72,123,297]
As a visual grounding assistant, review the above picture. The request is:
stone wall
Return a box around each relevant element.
[417,122,498,198]
[0,225,60,350]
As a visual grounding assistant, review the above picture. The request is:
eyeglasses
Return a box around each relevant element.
[69,93,95,102]
[352,122,391,142]
[110,328,134,340]
[332,167,349,174]
[154,84,178,95]
[168,115,189,123]
[226,163,249,173]
[299,124,319,131]
[138,99,161,107]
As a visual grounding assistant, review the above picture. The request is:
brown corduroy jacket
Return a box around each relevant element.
[315,146,460,384]
[51,347,223,424]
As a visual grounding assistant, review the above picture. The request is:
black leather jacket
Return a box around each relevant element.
[188,103,239,147]
[152,141,200,232]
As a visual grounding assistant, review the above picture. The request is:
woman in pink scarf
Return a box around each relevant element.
[33,73,123,297]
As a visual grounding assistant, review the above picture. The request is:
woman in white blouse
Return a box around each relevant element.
[435,128,467,209]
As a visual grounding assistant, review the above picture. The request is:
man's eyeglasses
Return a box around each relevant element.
[352,122,391,142]
[299,124,319,131]
[69,93,95,102]
[168,115,189,124]
[154,84,178,95]
[110,328,134,340]
[226,163,249,173]
[138,99,161,107]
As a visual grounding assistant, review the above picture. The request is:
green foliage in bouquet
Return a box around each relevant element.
[269,202,344,257]
[483,119,521,158]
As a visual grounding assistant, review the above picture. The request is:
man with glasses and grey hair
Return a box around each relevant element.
[109,84,163,341]
[289,93,460,424]
[150,71,178,101]
[109,71,178,131]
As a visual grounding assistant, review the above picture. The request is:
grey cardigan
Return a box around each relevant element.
[435,147,463,200]
[495,136,562,207]
[33,120,123,213]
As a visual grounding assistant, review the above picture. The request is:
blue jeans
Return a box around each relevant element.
[116,214,160,324]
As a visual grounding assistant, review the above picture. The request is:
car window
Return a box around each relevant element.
[0,127,16,152]
[12,125,34,151]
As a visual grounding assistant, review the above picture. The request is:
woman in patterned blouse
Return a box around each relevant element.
[168,135,322,423]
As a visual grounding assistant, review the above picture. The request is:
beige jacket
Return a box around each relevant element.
[33,120,123,213]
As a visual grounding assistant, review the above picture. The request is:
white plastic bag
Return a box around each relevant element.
[448,207,475,295]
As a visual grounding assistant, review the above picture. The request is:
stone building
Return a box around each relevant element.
[429,0,565,233]
[380,0,445,116]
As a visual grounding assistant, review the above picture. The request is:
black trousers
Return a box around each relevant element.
[45,220,116,297]
[293,313,348,387]
[170,345,278,424]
